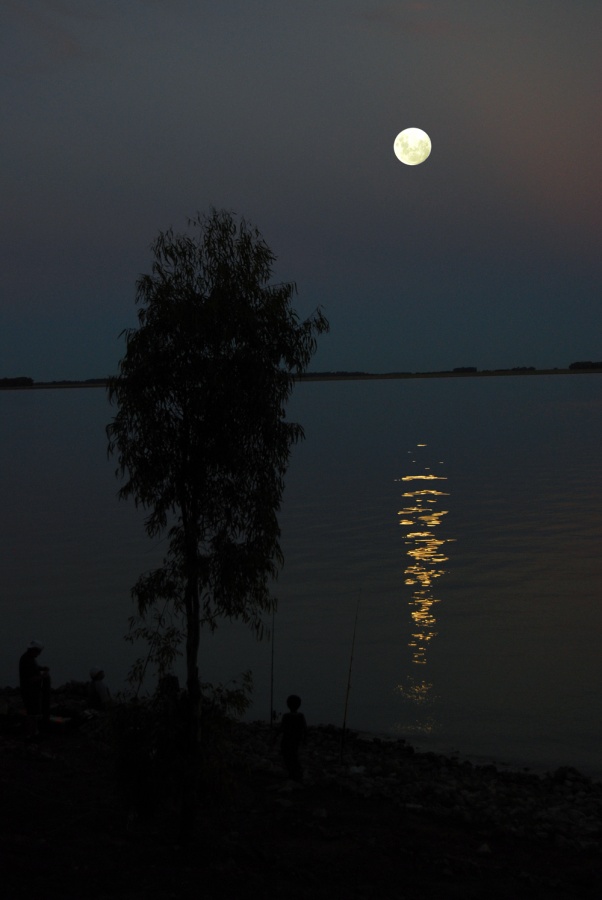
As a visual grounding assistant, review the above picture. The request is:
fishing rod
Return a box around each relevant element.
[340,590,361,762]
[269,604,275,727]
[133,598,171,698]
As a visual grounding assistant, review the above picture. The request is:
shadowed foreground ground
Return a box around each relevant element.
[1,704,601,900]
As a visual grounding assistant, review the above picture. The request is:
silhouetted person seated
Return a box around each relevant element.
[88,667,111,710]
[19,640,51,737]
[278,694,307,782]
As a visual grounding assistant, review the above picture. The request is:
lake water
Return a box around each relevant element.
[1,375,602,776]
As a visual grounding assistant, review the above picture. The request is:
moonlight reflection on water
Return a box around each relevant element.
[396,444,454,732]
[3,377,602,775]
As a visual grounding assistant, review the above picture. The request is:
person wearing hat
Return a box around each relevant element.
[19,640,51,737]
[88,667,111,710]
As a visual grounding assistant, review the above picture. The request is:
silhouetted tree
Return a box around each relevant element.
[106,208,328,837]
[0,376,34,388]
[569,360,602,370]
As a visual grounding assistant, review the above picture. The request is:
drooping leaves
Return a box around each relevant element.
[107,208,328,684]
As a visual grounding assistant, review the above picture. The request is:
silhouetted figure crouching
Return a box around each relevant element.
[278,694,307,782]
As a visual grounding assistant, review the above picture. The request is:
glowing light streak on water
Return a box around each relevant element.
[395,444,455,732]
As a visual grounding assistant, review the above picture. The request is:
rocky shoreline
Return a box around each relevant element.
[2,683,602,898]
[235,721,602,855]
[2,681,602,858]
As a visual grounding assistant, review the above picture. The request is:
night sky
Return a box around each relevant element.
[2,1,601,381]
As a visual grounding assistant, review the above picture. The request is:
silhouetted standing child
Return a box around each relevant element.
[279,694,307,782]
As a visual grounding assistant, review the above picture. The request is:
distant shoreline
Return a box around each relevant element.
[1,367,602,391]
[297,367,596,381]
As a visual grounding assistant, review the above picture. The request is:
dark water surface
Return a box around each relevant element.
[2,376,601,775]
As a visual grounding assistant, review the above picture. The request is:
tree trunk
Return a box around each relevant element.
[179,569,201,844]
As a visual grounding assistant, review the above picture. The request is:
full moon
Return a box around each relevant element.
[394,128,432,165]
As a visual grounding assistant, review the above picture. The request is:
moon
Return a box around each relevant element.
[394,128,432,166]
